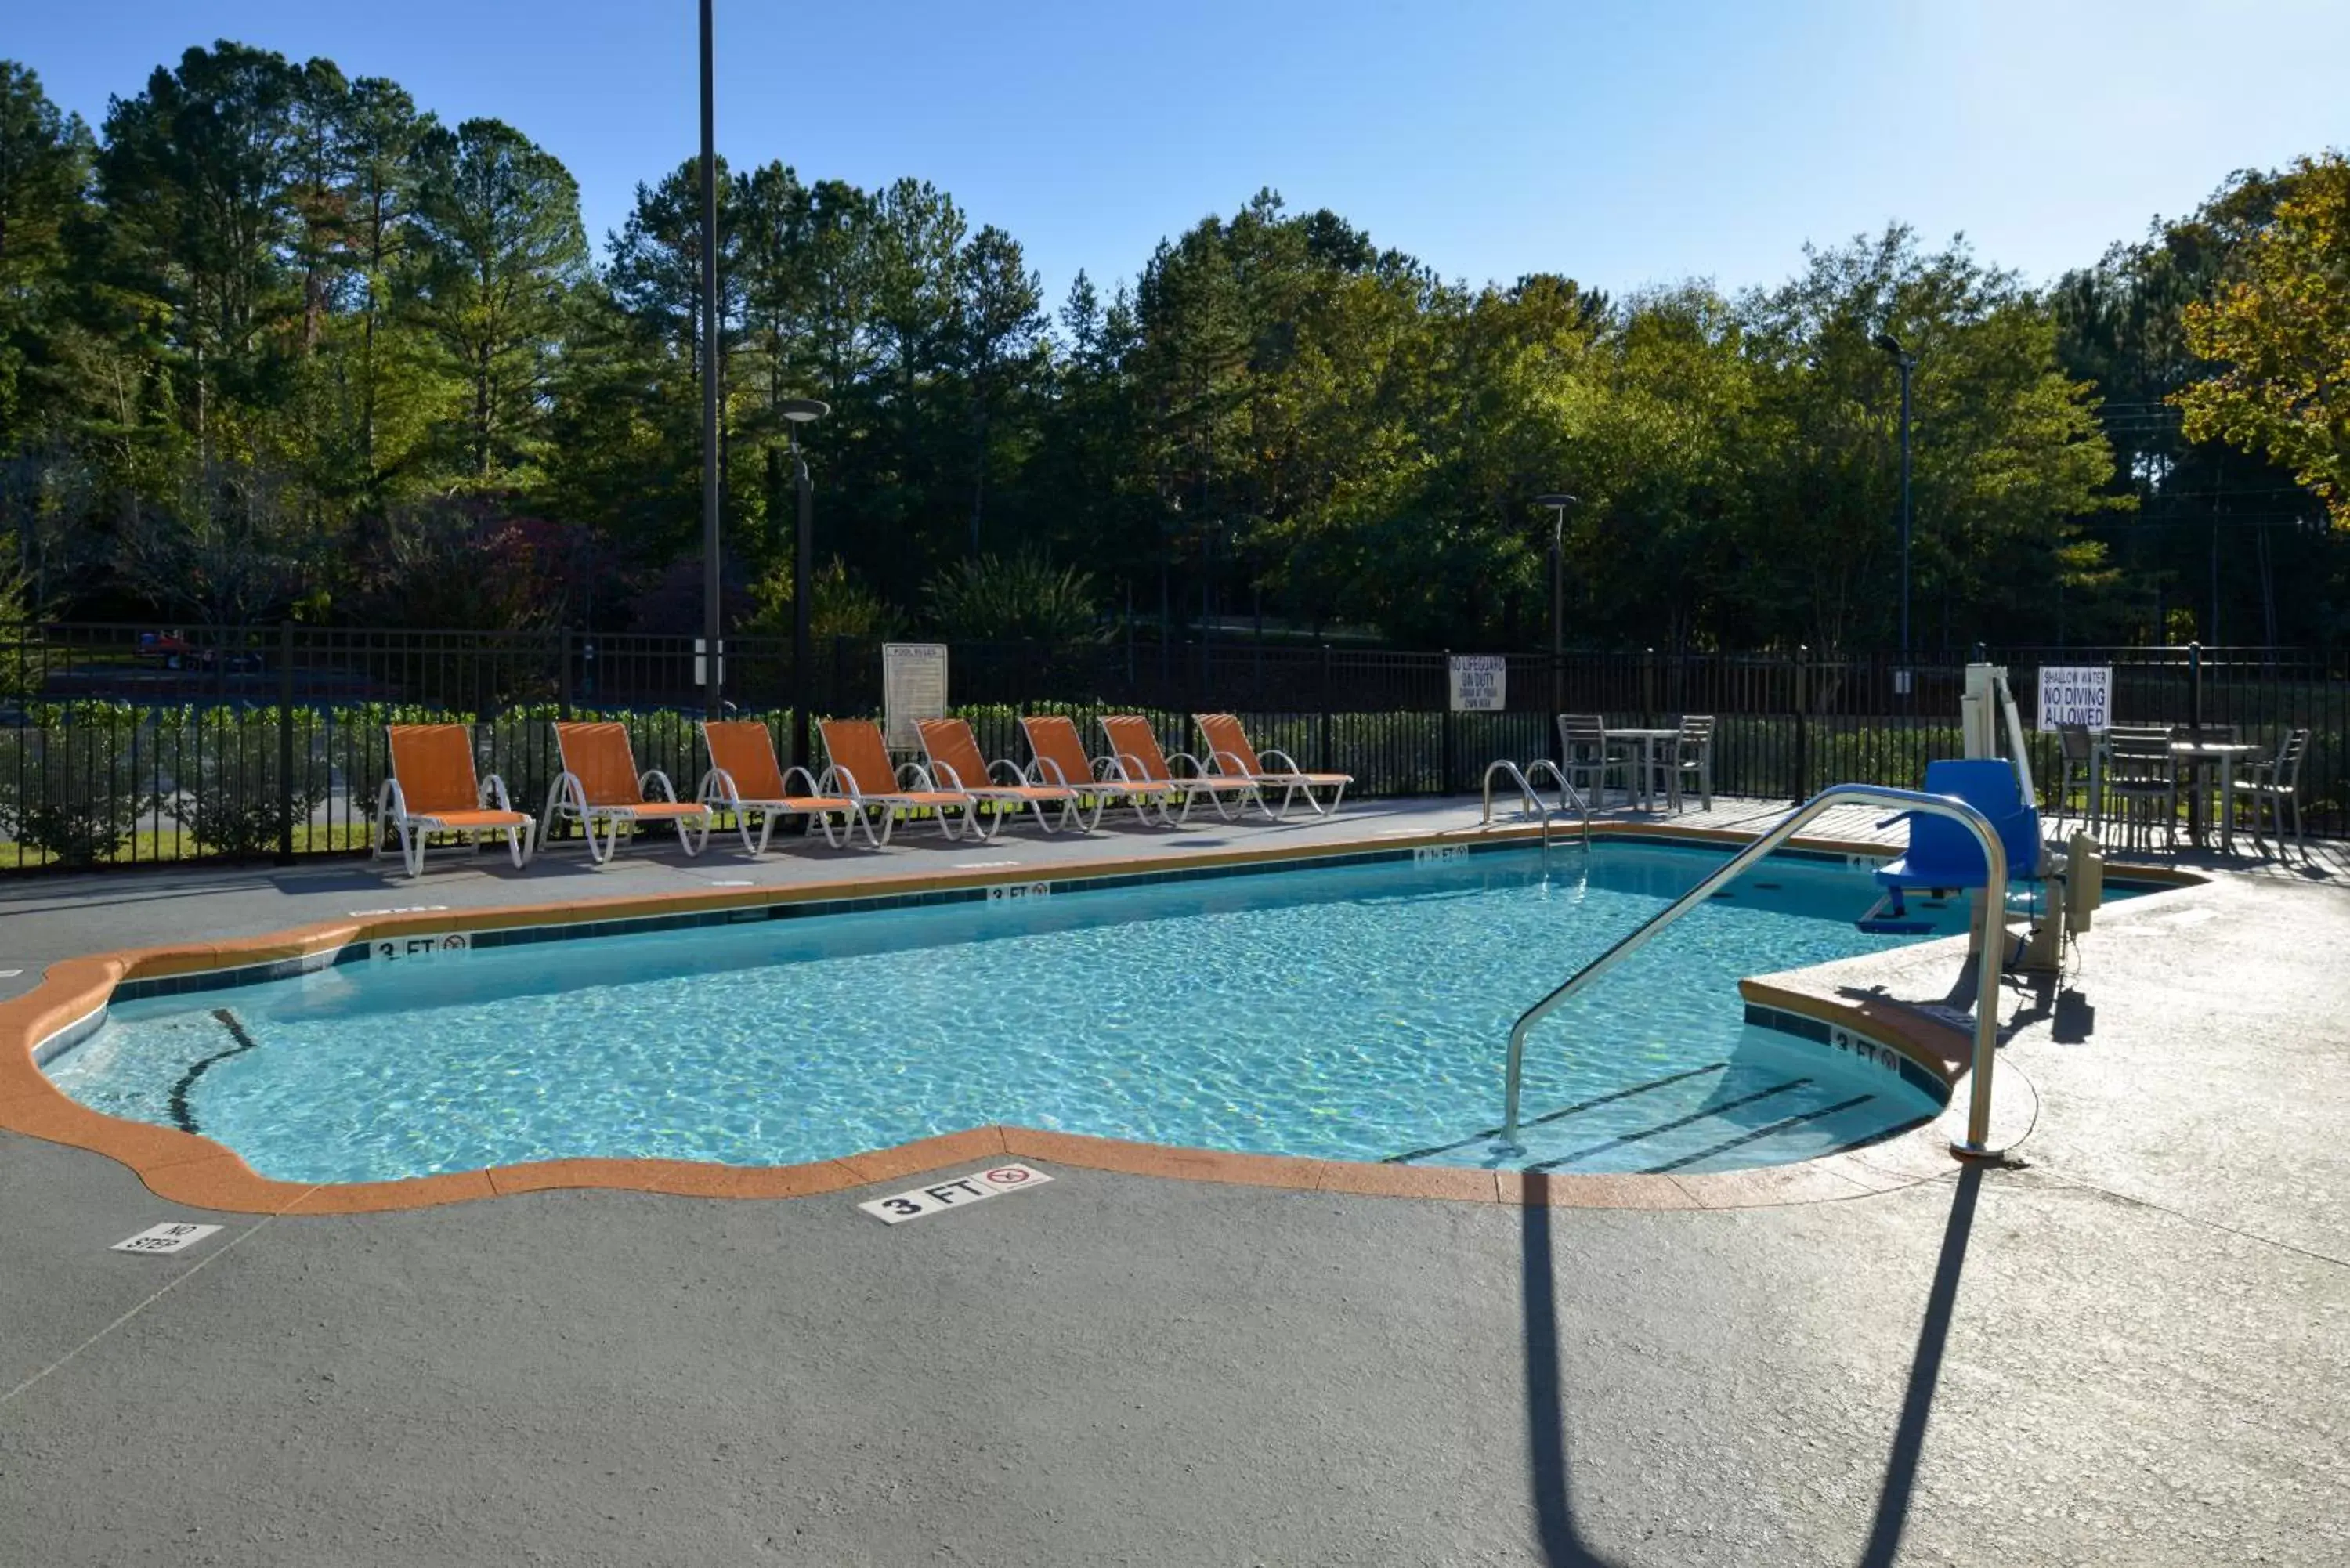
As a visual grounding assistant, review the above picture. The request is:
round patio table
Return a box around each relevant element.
[2169,739,2264,852]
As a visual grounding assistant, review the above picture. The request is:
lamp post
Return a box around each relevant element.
[1873,333,1915,677]
[698,0,721,718]
[1535,493,1578,755]
[781,397,830,770]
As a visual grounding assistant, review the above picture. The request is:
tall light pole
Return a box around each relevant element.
[780,398,829,770]
[698,0,722,718]
[1535,493,1578,750]
[1873,333,1915,673]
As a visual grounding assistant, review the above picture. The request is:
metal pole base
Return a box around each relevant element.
[1949,1139,2010,1161]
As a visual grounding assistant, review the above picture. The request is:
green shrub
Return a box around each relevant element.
[922,551,1104,643]
[0,721,161,867]
[172,709,331,858]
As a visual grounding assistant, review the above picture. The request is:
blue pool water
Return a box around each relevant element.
[52,845,1993,1183]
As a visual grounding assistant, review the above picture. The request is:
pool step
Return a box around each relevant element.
[1405,1064,1929,1176]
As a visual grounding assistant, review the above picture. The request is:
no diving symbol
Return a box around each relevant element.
[982,1166,1032,1187]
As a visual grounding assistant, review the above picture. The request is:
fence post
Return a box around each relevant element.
[1791,644,1810,805]
[1318,643,1333,775]
[2188,641,2203,735]
[1552,649,1565,768]
[277,620,296,864]
[558,627,573,720]
[830,635,848,721]
[1440,648,1455,795]
[1643,646,1657,726]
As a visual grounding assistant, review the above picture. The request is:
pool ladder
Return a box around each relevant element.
[1500,782,2012,1160]
[1480,759,1593,851]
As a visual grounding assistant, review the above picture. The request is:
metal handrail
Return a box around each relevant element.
[1481,761,1550,847]
[1481,758,1593,851]
[1524,759,1593,851]
[1501,782,2012,1158]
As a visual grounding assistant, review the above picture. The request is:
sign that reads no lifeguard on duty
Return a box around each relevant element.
[1448,655,1506,713]
[2037,665,2113,732]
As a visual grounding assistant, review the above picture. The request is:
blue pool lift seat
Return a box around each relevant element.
[1859,758,2046,934]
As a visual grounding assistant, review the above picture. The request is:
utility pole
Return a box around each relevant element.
[697,0,722,717]
[1874,334,1916,685]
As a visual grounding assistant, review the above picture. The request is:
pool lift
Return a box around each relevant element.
[1856,661,2106,975]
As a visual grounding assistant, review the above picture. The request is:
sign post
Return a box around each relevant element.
[2036,665,2113,732]
[1448,655,1506,714]
[882,643,949,751]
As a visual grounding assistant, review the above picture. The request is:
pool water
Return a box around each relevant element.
[51,845,1987,1183]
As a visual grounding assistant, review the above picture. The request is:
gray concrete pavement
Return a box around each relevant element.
[2,800,2346,1565]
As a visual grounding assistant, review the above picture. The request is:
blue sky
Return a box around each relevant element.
[13,0,2348,313]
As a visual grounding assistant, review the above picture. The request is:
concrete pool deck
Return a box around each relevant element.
[2,797,2345,1564]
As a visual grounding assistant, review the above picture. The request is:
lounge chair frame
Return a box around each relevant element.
[1194,713,1351,819]
[1099,716,1264,823]
[916,718,1086,836]
[697,720,884,852]
[817,719,988,841]
[372,724,537,878]
[540,721,713,865]
[1018,716,1177,830]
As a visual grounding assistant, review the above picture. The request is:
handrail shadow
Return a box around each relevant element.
[1520,1174,1617,1567]
[1856,1164,1983,1566]
[1520,1165,1985,1568]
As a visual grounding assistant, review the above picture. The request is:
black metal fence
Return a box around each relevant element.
[0,623,2341,872]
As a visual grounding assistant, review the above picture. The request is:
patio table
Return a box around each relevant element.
[2169,739,2263,853]
[1610,728,1685,812]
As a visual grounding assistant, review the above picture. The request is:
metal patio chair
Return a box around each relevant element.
[2048,723,2102,831]
[2239,727,2312,858]
[2101,727,2178,853]
[1556,714,1631,808]
[1665,714,1716,813]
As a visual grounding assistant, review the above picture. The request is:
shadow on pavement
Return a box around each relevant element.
[1520,1165,1985,1568]
[1520,1174,1614,1568]
[1855,1164,1982,1566]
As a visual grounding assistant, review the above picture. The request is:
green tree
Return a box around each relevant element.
[1734,226,2120,651]
[0,63,92,453]
[406,117,587,486]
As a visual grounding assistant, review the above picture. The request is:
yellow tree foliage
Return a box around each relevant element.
[2177,153,2350,527]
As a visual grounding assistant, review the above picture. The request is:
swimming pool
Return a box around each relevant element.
[49,844,1990,1183]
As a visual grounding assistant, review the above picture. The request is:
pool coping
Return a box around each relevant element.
[0,818,2196,1215]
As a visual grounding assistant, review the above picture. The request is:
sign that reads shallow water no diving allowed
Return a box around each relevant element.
[1448,655,1506,713]
[2037,665,2112,732]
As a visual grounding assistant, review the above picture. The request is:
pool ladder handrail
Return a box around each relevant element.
[1500,782,2011,1159]
[1480,759,1593,851]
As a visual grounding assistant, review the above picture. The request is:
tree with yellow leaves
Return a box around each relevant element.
[2176,153,2350,528]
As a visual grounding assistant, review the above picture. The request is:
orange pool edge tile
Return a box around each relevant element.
[0,822,1999,1216]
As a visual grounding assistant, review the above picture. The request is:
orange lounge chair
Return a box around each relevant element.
[916,717,1084,836]
[1097,715,1263,823]
[374,723,536,877]
[1018,715,1177,829]
[817,718,984,841]
[540,721,712,865]
[1195,713,1353,818]
[698,720,880,851]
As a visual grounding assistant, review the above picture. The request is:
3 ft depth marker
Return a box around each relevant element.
[856,1164,1054,1224]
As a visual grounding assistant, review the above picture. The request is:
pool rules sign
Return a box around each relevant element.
[2037,665,2112,732]
[1448,655,1506,713]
